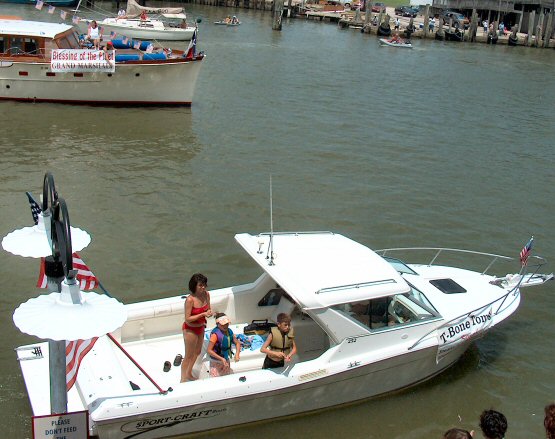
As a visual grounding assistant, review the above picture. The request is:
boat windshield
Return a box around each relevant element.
[332,284,439,331]
[383,256,417,275]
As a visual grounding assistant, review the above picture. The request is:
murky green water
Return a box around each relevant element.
[1,2,554,438]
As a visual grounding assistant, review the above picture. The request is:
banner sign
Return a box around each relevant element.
[436,306,493,363]
[51,50,115,73]
[33,410,89,439]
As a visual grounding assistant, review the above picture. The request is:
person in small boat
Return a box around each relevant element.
[207,313,241,377]
[442,428,474,439]
[390,32,403,43]
[479,409,507,439]
[224,16,232,24]
[261,312,297,369]
[87,20,101,50]
[231,16,239,24]
[545,403,555,439]
[181,273,212,382]
[180,19,188,28]
[117,8,127,19]
[140,10,148,21]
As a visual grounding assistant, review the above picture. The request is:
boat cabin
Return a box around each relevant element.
[0,20,79,60]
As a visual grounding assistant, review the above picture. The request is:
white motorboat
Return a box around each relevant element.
[379,37,413,47]
[15,223,552,437]
[77,0,197,41]
[0,19,204,106]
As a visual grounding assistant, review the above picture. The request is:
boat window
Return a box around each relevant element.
[257,288,293,306]
[332,287,438,331]
[383,256,418,275]
[9,37,24,55]
[23,38,38,54]
[0,37,5,54]
[430,278,467,294]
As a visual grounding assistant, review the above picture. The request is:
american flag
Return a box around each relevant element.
[133,40,141,49]
[185,28,197,59]
[519,237,534,266]
[37,252,99,289]
[48,5,55,14]
[110,31,117,39]
[26,191,42,225]
[60,10,67,20]
[66,338,98,391]
[122,36,128,45]
[72,16,80,25]
[35,0,44,10]
[145,43,153,53]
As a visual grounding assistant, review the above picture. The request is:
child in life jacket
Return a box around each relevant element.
[207,314,241,377]
[261,313,297,369]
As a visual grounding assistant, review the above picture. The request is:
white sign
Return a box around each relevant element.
[33,410,89,439]
[436,306,494,363]
[51,49,115,73]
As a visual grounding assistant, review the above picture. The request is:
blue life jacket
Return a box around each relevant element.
[210,327,234,360]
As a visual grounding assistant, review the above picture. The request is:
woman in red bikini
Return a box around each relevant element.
[181,273,212,382]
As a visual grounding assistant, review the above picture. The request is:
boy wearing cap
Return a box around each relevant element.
[207,313,241,377]
[261,313,297,369]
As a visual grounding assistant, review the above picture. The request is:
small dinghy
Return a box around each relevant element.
[379,38,413,48]
[215,17,241,26]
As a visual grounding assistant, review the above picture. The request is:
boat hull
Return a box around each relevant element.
[92,342,468,439]
[98,21,195,41]
[0,58,203,106]
[379,38,412,48]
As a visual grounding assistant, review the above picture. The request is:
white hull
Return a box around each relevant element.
[379,38,413,47]
[98,20,195,41]
[0,58,203,105]
[93,344,467,439]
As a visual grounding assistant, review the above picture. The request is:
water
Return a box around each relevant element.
[1,3,555,438]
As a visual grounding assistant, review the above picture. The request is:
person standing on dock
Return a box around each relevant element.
[394,17,400,30]
[429,17,435,33]
[483,19,488,33]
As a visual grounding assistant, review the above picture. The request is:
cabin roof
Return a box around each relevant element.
[235,232,410,309]
[0,19,73,39]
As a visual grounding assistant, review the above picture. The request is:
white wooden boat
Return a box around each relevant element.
[0,19,204,106]
[85,18,197,41]
[76,0,196,41]
[214,20,241,26]
[15,227,552,438]
[379,37,413,47]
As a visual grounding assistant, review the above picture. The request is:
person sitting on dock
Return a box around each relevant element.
[87,20,101,50]
[207,314,241,377]
[261,313,297,369]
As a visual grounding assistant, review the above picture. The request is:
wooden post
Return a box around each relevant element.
[272,0,284,30]
[543,11,553,47]
[468,9,477,41]
[535,11,544,47]
[525,11,534,45]
[423,5,430,37]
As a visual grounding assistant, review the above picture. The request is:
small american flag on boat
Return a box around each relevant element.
[122,36,128,45]
[110,31,117,39]
[72,16,80,24]
[133,40,141,49]
[145,43,153,53]
[60,10,67,20]
[35,0,44,10]
[48,5,55,14]
[519,237,534,266]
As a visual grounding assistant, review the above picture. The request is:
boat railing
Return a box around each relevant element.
[376,247,548,278]
[408,288,519,352]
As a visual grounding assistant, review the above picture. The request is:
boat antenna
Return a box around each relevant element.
[72,0,82,15]
[268,175,275,266]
